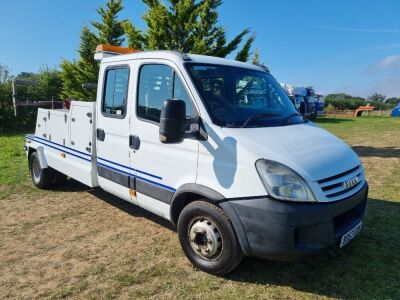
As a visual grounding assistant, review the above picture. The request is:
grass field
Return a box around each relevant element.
[0,117,399,299]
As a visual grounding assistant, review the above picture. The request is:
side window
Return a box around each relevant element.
[102,67,129,117]
[173,73,193,117]
[137,64,193,123]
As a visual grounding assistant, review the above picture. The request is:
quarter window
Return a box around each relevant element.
[137,64,193,123]
[102,67,129,117]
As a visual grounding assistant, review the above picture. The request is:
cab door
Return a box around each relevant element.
[96,64,137,204]
[130,61,199,219]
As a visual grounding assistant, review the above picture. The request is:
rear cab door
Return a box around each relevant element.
[96,61,137,203]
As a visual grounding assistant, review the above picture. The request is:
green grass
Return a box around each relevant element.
[0,133,37,200]
[0,116,399,299]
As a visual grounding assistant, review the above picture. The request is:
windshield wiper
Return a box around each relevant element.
[283,112,303,124]
[241,113,278,128]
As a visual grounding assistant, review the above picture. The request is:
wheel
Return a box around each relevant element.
[29,152,54,189]
[177,200,244,275]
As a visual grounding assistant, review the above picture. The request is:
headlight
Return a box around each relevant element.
[255,159,316,202]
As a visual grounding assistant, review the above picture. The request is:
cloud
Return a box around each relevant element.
[369,76,400,97]
[341,54,400,97]
[310,25,400,34]
[363,54,400,75]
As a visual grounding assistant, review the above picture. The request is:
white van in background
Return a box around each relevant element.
[25,45,368,275]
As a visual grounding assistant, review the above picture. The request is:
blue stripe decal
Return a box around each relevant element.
[34,136,91,157]
[31,136,162,181]
[27,136,175,192]
[97,162,176,192]
[26,136,91,162]
[97,156,162,180]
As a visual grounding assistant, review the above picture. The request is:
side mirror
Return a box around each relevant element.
[159,99,186,143]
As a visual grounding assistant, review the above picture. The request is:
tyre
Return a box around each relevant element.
[29,152,54,189]
[177,200,244,275]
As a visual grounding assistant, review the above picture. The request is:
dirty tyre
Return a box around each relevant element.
[29,152,54,189]
[177,200,243,275]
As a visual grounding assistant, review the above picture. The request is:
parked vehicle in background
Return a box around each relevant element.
[280,83,306,115]
[315,94,325,116]
[24,45,368,275]
[281,84,323,119]
[306,87,317,119]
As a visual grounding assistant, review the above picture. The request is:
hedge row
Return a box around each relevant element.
[324,98,395,110]
[0,67,62,132]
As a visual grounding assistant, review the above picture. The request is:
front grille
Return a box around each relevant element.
[317,165,365,201]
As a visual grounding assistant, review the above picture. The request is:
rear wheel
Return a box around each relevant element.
[177,200,243,275]
[29,152,54,189]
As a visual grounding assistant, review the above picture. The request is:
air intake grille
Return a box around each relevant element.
[317,165,365,201]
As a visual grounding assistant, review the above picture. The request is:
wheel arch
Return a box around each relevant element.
[170,183,225,226]
[30,146,48,169]
[170,183,252,256]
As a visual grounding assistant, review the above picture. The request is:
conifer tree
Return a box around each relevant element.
[124,0,255,61]
[251,48,260,65]
[60,0,125,101]
[92,0,126,46]
[235,34,256,62]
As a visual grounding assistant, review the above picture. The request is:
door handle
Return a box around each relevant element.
[97,128,105,141]
[129,135,141,150]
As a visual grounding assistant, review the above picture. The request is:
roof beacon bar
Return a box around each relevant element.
[94,44,141,61]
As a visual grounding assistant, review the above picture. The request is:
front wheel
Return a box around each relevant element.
[177,200,243,275]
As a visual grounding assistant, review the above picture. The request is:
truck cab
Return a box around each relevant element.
[25,45,368,275]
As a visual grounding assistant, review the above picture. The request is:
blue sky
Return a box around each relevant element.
[1,0,400,97]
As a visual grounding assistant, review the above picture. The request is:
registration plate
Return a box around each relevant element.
[340,221,362,248]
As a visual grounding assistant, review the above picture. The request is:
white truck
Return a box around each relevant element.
[25,45,368,275]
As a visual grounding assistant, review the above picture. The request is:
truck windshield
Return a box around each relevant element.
[186,63,304,127]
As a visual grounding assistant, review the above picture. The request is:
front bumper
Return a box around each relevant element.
[223,183,368,261]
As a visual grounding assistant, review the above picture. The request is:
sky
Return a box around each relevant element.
[1,0,400,98]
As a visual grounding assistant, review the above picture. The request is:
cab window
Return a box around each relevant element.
[137,64,193,123]
[102,67,129,117]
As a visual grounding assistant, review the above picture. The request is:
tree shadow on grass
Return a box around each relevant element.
[226,197,400,299]
[315,117,354,124]
[353,146,400,158]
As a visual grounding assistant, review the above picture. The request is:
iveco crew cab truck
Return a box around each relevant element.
[25,44,368,275]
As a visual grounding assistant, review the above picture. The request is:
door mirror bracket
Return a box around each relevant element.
[159,99,206,143]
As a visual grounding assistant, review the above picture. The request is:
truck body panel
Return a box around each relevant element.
[28,102,97,187]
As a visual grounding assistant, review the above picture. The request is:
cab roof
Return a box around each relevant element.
[100,50,267,72]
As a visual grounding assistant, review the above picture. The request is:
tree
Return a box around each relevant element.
[235,34,256,62]
[92,0,126,46]
[0,63,12,84]
[251,49,260,65]
[124,0,255,61]
[0,65,63,131]
[385,97,400,104]
[367,92,386,102]
[60,27,100,101]
[60,0,126,101]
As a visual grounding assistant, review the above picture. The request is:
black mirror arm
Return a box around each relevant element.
[183,117,208,141]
